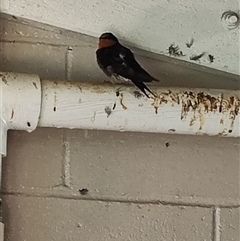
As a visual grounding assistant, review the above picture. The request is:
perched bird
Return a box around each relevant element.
[96,32,158,98]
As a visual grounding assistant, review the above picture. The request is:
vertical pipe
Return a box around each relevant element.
[0,118,7,157]
[0,120,6,241]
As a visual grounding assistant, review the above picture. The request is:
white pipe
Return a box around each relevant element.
[1,72,41,156]
[39,80,240,137]
[0,73,41,236]
[0,118,7,200]
[1,72,239,138]
[0,118,7,157]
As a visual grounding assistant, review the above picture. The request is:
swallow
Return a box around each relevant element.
[96,32,159,98]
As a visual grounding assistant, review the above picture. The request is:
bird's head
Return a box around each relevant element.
[98,32,119,49]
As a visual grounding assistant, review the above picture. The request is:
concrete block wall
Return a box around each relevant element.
[0,14,240,241]
[2,129,240,241]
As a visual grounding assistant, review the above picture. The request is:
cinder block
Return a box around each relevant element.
[71,46,107,82]
[2,128,64,191]
[70,130,240,202]
[2,128,239,204]
[221,208,240,241]
[0,42,66,80]
[0,15,96,48]
[2,195,212,241]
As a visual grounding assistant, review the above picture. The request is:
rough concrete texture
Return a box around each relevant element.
[3,196,212,241]
[2,129,240,241]
[0,14,240,241]
[221,208,240,241]
[2,129,240,204]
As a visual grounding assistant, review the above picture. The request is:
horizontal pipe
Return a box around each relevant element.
[1,72,240,139]
[38,79,240,137]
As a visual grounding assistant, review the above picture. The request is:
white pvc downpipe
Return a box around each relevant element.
[1,72,40,176]
[0,72,41,240]
[1,72,41,156]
